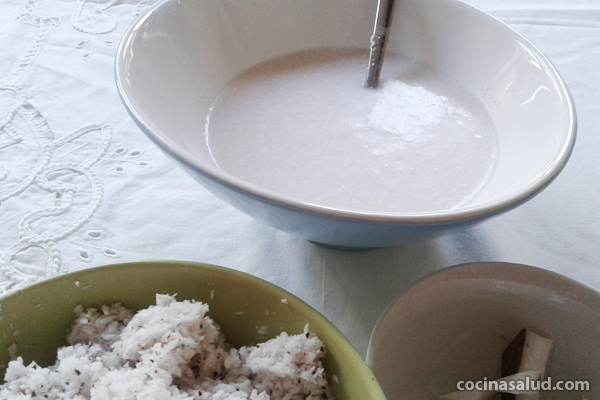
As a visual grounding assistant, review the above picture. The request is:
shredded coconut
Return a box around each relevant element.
[0,295,332,400]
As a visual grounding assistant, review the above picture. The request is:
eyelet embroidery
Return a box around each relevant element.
[0,0,156,293]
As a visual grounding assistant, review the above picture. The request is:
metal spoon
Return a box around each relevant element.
[365,0,396,88]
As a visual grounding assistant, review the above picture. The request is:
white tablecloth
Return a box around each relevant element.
[1,0,599,358]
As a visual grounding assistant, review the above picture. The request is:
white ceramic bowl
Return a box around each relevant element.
[367,263,600,399]
[115,0,575,249]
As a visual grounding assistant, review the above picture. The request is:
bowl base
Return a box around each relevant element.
[310,241,378,252]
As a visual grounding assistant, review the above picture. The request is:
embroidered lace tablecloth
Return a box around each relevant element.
[1,0,599,358]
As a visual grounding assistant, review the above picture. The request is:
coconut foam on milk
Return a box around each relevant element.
[204,48,499,213]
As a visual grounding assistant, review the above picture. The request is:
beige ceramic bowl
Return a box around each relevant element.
[367,263,600,399]
[0,261,385,399]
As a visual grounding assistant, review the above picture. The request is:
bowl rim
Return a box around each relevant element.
[365,261,600,368]
[0,260,335,330]
[115,0,577,226]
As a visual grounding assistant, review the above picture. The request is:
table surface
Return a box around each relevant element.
[1,0,599,359]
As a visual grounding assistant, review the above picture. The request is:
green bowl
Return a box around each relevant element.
[0,261,386,399]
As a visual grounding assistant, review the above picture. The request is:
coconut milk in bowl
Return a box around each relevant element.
[204,48,499,213]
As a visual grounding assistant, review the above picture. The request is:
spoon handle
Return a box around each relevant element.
[365,0,396,88]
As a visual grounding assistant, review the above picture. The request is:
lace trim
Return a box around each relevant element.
[71,0,118,34]
[0,87,112,291]
[14,0,61,76]
[0,0,156,293]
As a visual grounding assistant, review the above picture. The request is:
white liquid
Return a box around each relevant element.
[205,49,499,213]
